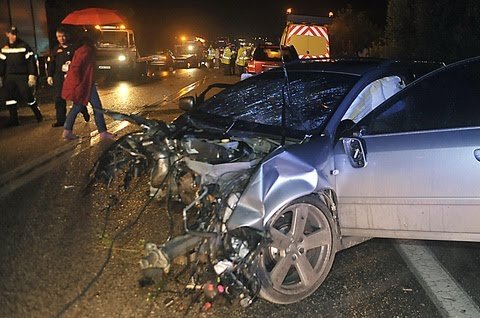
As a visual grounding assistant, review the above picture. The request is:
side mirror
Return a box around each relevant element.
[179,96,195,111]
[342,137,367,168]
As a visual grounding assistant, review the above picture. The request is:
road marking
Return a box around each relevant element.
[396,240,480,317]
[0,142,81,199]
[142,77,206,109]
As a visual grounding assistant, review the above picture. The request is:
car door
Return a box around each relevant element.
[333,58,480,242]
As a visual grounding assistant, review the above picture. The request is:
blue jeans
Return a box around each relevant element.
[64,84,107,133]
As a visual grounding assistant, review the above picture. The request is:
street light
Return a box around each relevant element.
[286,8,292,15]
[329,11,334,18]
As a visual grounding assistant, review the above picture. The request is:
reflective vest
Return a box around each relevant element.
[221,47,232,65]
[207,47,215,59]
[235,47,249,66]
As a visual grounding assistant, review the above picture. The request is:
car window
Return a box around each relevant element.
[128,33,135,47]
[281,48,298,62]
[361,61,480,135]
[254,48,280,60]
[252,47,297,62]
[342,76,405,123]
[196,71,358,133]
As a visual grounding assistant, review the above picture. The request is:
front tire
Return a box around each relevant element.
[255,195,337,304]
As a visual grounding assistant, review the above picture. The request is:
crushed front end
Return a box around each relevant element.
[92,113,282,306]
[139,133,280,305]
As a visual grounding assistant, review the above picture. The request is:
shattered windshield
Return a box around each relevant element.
[195,70,358,134]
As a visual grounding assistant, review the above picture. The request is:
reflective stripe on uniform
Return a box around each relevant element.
[25,52,34,59]
[6,100,17,106]
[27,99,37,106]
[0,53,6,60]
[1,47,27,53]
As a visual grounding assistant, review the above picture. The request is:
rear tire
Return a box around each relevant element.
[254,195,337,304]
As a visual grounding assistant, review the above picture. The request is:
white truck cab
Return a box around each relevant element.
[95,25,141,79]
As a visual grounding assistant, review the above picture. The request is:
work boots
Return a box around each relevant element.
[5,117,19,127]
[29,102,43,122]
[6,105,19,127]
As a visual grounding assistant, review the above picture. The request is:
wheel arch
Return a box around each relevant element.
[227,137,335,232]
[314,189,371,251]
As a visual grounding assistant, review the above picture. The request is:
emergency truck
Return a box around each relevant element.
[95,25,146,79]
[280,14,332,59]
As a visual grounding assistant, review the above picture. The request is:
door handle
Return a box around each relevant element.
[474,149,480,161]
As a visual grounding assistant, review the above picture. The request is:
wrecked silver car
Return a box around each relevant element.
[94,58,451,305]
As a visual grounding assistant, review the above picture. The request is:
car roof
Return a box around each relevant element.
[270,58,440,77]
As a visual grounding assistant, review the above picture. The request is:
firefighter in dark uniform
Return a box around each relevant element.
[0,26,42,126]
[47,26,89,127]
[0,73,6,108]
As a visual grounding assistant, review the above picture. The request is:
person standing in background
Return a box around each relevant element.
[0,26,42,127]
[229,44,237,76]
[47,26,90,127]
[214,47,220,69]
[221,44,232,75]
[61,35,114,141]
[206,45,215,68]
[235,44,248,75]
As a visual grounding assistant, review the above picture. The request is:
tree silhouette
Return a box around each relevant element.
[383,0,480,61]
[329,6,382,57]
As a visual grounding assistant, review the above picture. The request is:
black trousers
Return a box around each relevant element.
[4,74,42,121]
[223,63,231,75]
[0,82,10,105]
[53,75,69,124]
[6,74,35,104]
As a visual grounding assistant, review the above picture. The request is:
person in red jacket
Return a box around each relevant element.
[47,26,90,127]
[61,34,114,140]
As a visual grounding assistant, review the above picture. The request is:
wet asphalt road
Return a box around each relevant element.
[0,67,479,317]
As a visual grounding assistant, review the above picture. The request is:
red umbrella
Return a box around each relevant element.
[62,8,126,25]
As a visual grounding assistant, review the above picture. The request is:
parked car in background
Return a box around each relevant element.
[246,44,299,74]
[146,49,174,76]
[99,58,449,306]
[173,38,205,69]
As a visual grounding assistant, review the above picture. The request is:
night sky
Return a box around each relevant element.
[46,0,389,53]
